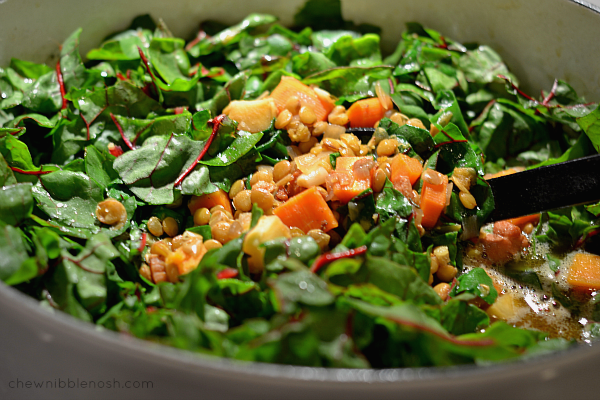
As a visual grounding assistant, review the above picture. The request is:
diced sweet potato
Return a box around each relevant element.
[332,156,371,203]
[484,168,519,180]
[223,98,278,133]
[274,186,338,233]
[420,171,448,229]
[165,241,207,276]
[188,189,233,215]
[347,97,386,128]
[269,76,333,122]
[391,153,423,186]
[486,293,516,320]
[568,253,600,290]
[505,214,540,230]
[243,215,291,273]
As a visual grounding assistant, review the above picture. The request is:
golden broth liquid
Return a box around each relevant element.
[462,229,598,343]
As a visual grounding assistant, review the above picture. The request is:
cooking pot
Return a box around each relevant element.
[1,0,599,399]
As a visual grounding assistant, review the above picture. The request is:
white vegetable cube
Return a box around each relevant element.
[242,215,291,272]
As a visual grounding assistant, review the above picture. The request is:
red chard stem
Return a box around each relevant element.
[110,112,135,151]
[174,114,225,187]
[310,245,368,273]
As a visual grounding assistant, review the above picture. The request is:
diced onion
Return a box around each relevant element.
[422,169,443,185]
[375,81,393,111]
[294,153,316,174]
[297,167,329,188]
[315,151,333,173]
[313,86,337,110]
[352,158,376,180]
[286,145,301,160]
[323,124,346,139]
[446,182,454,206]
[413,206,424,227]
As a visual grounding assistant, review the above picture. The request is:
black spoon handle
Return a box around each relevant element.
[487,153,600,221]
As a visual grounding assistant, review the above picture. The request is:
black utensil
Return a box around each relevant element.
[486,153,600,221]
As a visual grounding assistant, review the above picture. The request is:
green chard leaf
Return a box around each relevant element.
[0,135,59,177]
[32,170,104,228]
[577,103,600,153]
[21,70,62,113]
[302,66,392,102]
[9,58,53,80]
[59,28,92,92]
[31,170,136,238]
[0,182,33,226]
[378,117,434,158]
[84,145,120,189]
[0,225,36,285]
[440,299,490,336]
[0,152,17,186]
[450,268,498,305]
[87,27,154,60]
[149,37,191,84]
[46,234,119,318]
[180,165,218,197]
[270,270,335,311]
[199,131,263,167]
[113,133,206,204]
[188,14,278,57]
[458,45,513,85]
[433,122,483,175]
[374,180,413,222]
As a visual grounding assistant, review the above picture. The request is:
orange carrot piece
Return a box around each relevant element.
[188,189,233,215]
[166,244,207,276]
[332,157,372,203]
[269,76,333,122]
[484,168,519,180]
[567,253,600,289]
[506,214,540,229]
[274,186,338,233]
[347,98,386,128]
[420,172,448,229]
[391,153,423,185]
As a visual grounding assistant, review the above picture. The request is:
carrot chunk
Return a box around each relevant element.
[346,97,386,128]
[567,253,600,290]
[332,156,371,203]
[484,168,520,180]
[269,76,333,122]
[391,153,423,185]
[506,214,540,230]
[274,186,338,233]
[188,189,233,215]
[166,243,207,276]
[420,171,448,229]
